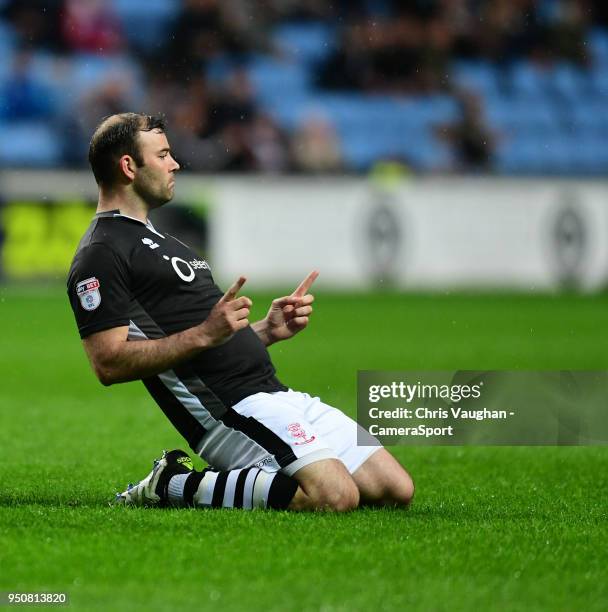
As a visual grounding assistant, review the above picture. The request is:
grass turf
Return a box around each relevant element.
[0,287,607,611]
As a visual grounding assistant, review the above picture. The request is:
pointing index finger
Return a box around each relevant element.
[292,270,319,297]
[220,276,247,302]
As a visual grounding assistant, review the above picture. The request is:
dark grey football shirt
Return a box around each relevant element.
[67,211,287,450]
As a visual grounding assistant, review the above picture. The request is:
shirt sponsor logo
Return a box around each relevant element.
[76,277,101,311]
[189,259,210,270]
[287,422,316,446]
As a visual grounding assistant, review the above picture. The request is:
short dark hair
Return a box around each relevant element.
[88,113,167,187]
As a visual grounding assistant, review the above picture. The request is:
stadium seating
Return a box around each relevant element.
[272,22,335,65]
[0,10,606,176]
[0,121,62,166]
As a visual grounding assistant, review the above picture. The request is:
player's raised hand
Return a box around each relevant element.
[199,276,252,347]
[218,276,247,304]
[262,270,319,344]
[292,270,319,298]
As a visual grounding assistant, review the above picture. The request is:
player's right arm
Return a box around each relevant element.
[68,241,251,385]
[82,277,251,385]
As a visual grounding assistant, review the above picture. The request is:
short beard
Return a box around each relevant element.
[133,177,172,209]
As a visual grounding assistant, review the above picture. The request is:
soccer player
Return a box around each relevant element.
[67,113,414,511]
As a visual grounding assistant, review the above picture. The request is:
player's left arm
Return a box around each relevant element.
[252,270,318,347]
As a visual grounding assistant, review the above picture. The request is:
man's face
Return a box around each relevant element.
[131,129,180,208]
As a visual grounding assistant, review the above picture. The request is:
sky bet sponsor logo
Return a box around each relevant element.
[76,277,101,311]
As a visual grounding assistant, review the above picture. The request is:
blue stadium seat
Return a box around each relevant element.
[319,95,457,132]
[450,61,501,98]
[205,55,247,84]
[508,61,549,98]
[314,94,373,125]
[567,100,608,135]
[407,95,460,125]
[0,19,15,81]
[67,54,144,102]
[486,96,558,133]
[0,121,62,167]
[16,52,66,110]
[575,135,608,173]
[549,63,586,100]
[401,134,453,172]
[258,95,318,129]
[589,65,608,97]
[340,132,392,171]
[273,22,335,64]
[314,96,394,133]
[589,27,608,65]
[339,120,449,172]
[495,137,542,174]
[306,95,453,160]
[248,56,311,98]
[509,60,592,101]
[496,128,608,176]
[283,92,457,172]
[0,51,145,120]
[536,133,573,174]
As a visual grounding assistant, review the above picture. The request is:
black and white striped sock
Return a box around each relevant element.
[167,467,298,510]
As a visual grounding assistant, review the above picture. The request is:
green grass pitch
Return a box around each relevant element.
[0,287,606,611]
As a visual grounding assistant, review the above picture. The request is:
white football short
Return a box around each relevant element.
[194,389,381,476]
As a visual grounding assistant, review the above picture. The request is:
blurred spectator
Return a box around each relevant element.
[159,76,227,172]
[152,69,290,173]
[79,76,139,135]
[192,69,259,170]
[1,0,62,51]
[248,114,291,173]
[146,71,188,120]
[319,0,592,93]
[170,101,226,172]
[451,0,590,65]
[0,50,55,120]
[318,6,453,93]
[61,0,125,54]
[214,122,256,171]
[165,0,225,77]
[202,69,257,138]
[436,91,497,172]
[291,113,343,173]
[532,0,590,64]
[592,0,608,27]
[451,0,537,63]
[264,0,334,22]
[164,0,275,78]
[63,74,139,165]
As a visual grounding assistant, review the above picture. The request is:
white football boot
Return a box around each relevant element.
[115,450,194,506]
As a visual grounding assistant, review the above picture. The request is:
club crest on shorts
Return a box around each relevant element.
[76,277,101,311]
[287,422,316,445]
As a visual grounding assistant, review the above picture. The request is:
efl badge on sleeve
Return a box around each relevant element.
[76,277,101,311]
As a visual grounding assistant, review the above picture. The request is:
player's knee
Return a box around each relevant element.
[307,477,359,512]
[319,482,360,512]
[294,458,360,512]
[389,473,415,507]
[400,473,415,506]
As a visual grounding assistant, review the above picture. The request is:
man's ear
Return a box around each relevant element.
[119,155,136,181]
